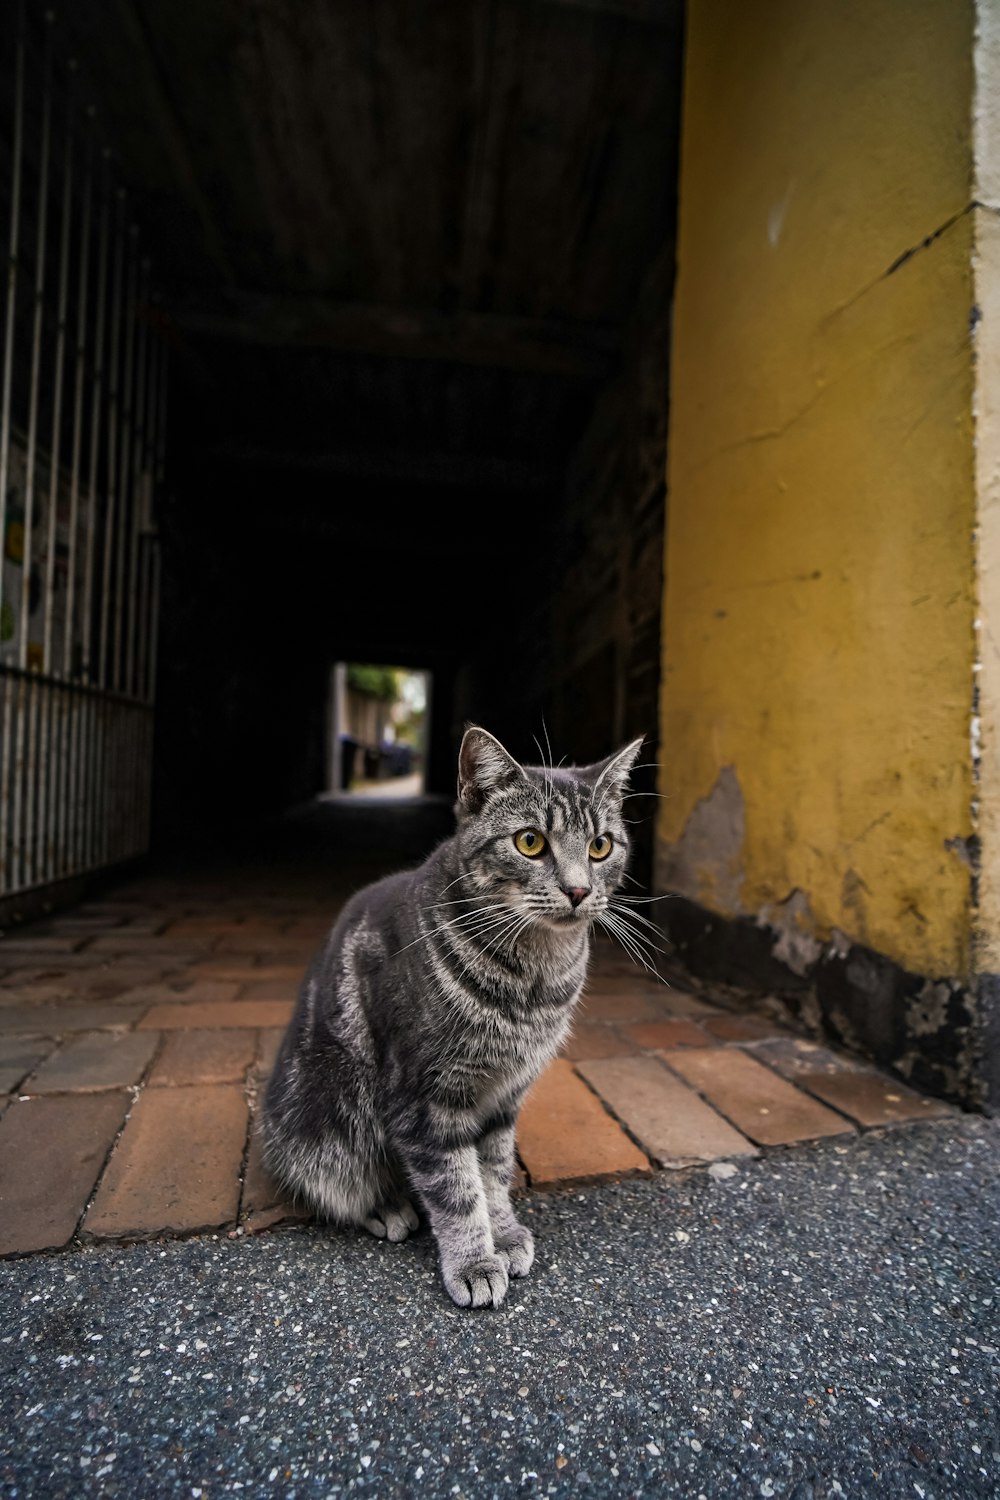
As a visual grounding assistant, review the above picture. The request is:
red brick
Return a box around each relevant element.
[254,1027,286,1083]
[212,929,292,952]
[749,1037,848,1076]
[577,988,664,1024]
[138,1000,294,1030]
[236,978,299,1002]
[116,979,241,1007]
[623,1018,711,1050]
[0,1036,54,1093]
[795,1070,952,1127]
[188,959,266,980]
[516,1059,651,1185]
[578,1055,757,1167]
[0,1003,147,1034]
[653,989,719,1019]
[250,948,317,969]
[148,1029,257,1086]
[663,1047,854,1146]
[48,915,127,933]
[161,920,245,939]
[583,974,664,995]
[703,1012,785,1043]
[0,936,87,955]
[25,1031,159,1093]
[85,1084,249,1237]
[85,936,208,957]
[560,1024,636,1061]
[0,1092,130,1254]
[0,953,118,970]
[0,980,77,1006]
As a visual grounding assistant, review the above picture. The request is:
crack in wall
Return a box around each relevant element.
[826,201,996,325]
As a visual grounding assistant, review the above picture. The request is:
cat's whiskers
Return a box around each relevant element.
[481,910,535,962]
[532,733,554,807]
[393,902,520,958]
[441,898,541,950]
[443,909,531,951]
[608,905,668,955]
[596,919,657,977]
[427,895,497,911]
[607,899,666,937]
[595,905,664,978]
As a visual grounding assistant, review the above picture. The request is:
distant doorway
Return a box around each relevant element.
[326,662,431,797]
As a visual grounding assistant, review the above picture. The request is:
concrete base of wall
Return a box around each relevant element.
[659,897,996,1114]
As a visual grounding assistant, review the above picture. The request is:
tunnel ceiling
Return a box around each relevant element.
[58,0,683,500]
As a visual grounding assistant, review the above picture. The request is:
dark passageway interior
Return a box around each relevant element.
[1,0,684,912]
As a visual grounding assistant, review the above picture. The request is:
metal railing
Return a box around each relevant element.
[0,4,165,902]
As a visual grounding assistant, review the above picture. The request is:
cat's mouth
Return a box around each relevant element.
[548,908,589,927]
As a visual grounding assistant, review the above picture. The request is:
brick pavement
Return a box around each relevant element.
[0,868,958,1257]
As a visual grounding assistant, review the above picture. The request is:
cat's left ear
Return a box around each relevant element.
[458,725,527,815]
[579,737,645,803]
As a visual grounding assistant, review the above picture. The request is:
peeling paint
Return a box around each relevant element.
[945,834,976,867]
[657,766,745,913]
[756,888,823,976]
[906,979,958,1038]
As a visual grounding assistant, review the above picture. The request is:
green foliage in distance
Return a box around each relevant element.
[347,663,400,701]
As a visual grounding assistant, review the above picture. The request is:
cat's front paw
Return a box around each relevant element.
[494,1224,534,1279]
[442,1254,509,1309]
[363,1199,420,1243]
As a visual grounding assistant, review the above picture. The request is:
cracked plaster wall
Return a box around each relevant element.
[659,0,977,984]
[653,0,1000,1104]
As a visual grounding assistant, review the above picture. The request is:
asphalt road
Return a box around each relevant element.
[3,1117,999,1500]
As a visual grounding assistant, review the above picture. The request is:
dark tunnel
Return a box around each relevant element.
[0,0,683,915]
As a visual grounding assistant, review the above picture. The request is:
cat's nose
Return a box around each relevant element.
[563,886,591,908]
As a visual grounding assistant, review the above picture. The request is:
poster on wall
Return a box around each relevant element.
[0,438,76,674]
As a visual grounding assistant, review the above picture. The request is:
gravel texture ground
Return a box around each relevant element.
[2,1117,999,1500]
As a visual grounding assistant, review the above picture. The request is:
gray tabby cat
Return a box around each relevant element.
[262,725,644,1309]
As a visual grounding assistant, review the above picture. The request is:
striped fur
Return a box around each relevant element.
[262,725,643,1308]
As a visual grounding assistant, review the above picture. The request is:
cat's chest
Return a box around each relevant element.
[445,1004,572,1110]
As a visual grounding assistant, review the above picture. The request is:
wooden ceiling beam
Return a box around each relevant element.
[171,292,618,377]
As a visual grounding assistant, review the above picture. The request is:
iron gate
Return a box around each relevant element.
[0,5,165,905]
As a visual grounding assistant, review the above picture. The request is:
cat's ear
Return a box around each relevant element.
[580,736,645,804]
[458,726,526,815]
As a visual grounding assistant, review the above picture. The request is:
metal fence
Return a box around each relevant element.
[0,5,165,903]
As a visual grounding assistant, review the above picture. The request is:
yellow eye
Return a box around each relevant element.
[514,829,547,858]
[589,834,613,861]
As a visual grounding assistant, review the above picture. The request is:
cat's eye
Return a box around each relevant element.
[514,829,547,858]
[589,834,613,861]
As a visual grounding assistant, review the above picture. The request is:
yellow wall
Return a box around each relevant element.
[659,0,977,978]
[973,11,1000,974]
